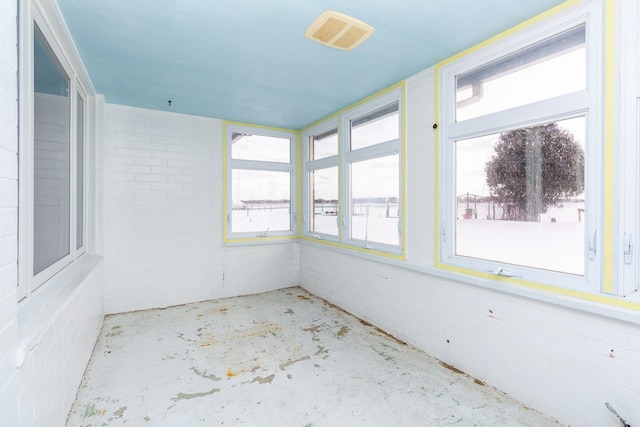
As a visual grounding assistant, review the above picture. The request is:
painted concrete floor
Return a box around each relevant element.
[67,287,562,426]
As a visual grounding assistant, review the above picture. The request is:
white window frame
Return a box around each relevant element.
[224,123,297,241]
[437,1,603,292]
[618,0,640,299]
[302,88,404,256]
[18,4,87,300]
[75,85,88,256]
[302,118,340,242]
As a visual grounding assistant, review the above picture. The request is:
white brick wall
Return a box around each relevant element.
[0,0,20,423]
[14,258,104,426]
[301,244,640,426]
[223,243,299,296]
[103,104,298,314]
[299,69,640,427]
[103,105,224,313]
[0,1,105,425]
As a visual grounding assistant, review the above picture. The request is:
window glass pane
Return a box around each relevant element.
[350,155,399,245]
[34,25,71,274]
[350,102,399,150]
[231,170,291,233]
[310,167,339,235]
[231,132,290,163]
[455,117,585,275]
[76,94,84,250]
[456,25,586,122]
[311,127,338,160]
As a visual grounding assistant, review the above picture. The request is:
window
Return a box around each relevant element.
[302,87,404,256]
[225,124,297,241]
[437,4,601,290]
[33,24,71,278]
[18,21,87,299]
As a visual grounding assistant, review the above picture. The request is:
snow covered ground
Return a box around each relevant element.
[232,201,584,275]
[456,201,584,275]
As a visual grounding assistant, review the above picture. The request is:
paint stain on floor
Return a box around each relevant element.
[66,287,562,427]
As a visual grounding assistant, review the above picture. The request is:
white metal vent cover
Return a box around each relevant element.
[305,10,375,51]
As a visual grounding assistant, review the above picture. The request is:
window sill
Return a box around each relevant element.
[299,240,640,326]
[299,235,404,260]
[17,254,103,367]
[224,236,298,247]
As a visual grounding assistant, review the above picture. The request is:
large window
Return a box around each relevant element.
[437,5,601,290]
[18,21,87,299]
[225,124,297,241]
[33,25,71,277]
[302,87,404,256]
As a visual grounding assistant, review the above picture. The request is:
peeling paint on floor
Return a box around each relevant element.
[66,287,562,426]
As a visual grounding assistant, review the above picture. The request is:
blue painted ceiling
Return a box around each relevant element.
[57,0,567,129]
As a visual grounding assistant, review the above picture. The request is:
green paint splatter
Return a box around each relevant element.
[376,350,394,362]
[191,367,220,381]
[173,388,220,401]
[82,402,108,418]
[279,355,311,371]
[250,374,275,384]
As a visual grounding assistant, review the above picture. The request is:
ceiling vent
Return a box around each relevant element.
[305,10,375,51]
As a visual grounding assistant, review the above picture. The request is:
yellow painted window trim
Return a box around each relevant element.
[223,121,298,244]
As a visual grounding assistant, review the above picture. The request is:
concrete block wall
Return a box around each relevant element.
[0,1,105,425]
[14,258,104,426]
[0,0,20,423]
[103,104,299,314]
[298,69,640,427]
[300,245,640,426]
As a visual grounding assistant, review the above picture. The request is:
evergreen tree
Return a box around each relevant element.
[485,123,584,221]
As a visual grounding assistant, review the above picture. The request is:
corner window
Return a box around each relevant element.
[437,4,601,290]
[302,87,404,256]
[225,124,297,241]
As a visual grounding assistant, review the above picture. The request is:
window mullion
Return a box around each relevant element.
[306,155,338,171]
[346,139,399,163]
[231,159,293,172]
[449,91,590,141]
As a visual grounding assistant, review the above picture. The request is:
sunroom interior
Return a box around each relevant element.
[1,0,640,426]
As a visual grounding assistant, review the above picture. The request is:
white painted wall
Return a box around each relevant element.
[14,257,104,426]
[103,104,299,314]
[0,1,105,425]
[299,69,640,427]
[0,0,20,423]
[0,0,106,425]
